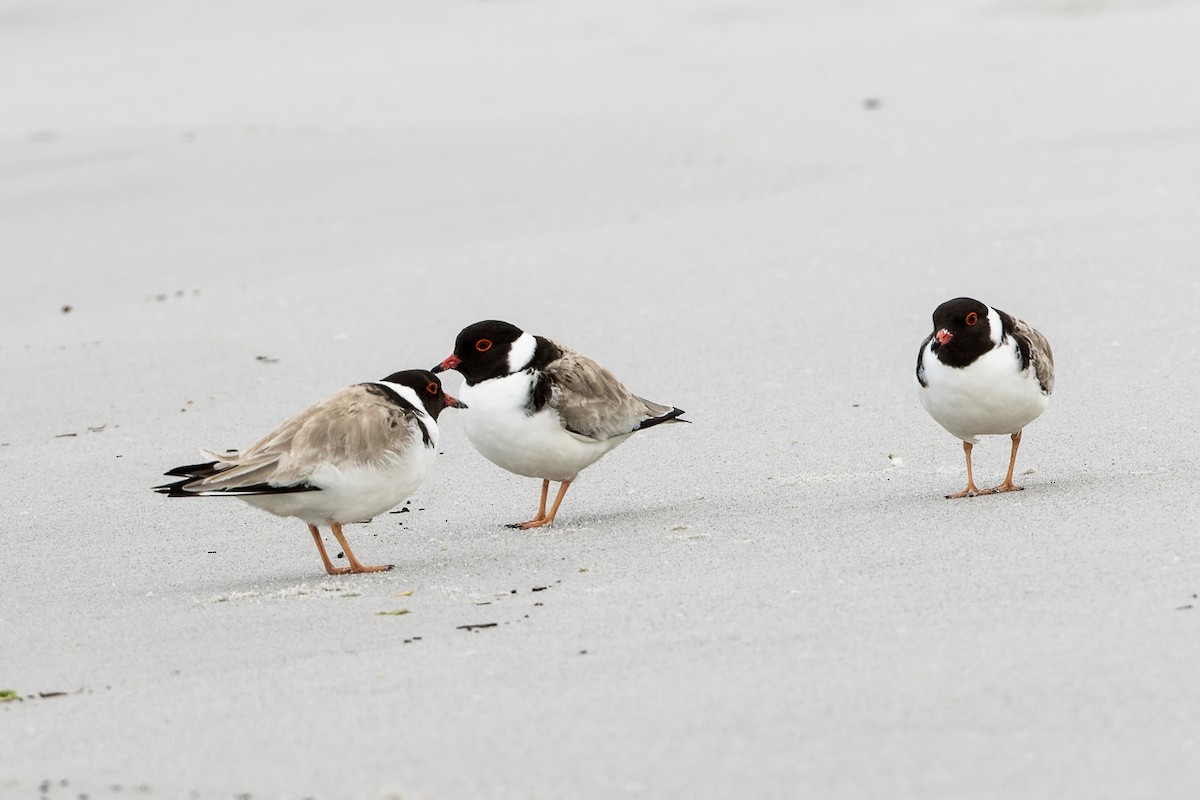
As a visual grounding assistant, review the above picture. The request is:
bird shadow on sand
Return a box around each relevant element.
[198,560,435,602]
[496,500,692,534]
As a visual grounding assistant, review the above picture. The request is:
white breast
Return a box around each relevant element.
[460,372,629,482]
[918,340,1049,443]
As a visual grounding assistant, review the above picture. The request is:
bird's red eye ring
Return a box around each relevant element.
[965,312,979,326]
[425,382,438,394]
[475,339,493,352]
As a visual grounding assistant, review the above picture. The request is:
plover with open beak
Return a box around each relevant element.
[156,369,465,574]
[433,320,686,529]
[916,297,1054,498]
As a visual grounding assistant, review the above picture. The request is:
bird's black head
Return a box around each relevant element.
[379,369,466,419]
[929,297,993,367]
[431,319,527,385]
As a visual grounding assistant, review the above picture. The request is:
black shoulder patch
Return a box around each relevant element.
[523,337,562,415]
[916,333,933,387]
[994,310,1032,372]
[529,336,562,371]
[363,382,433,447]
[527,372,554,414]
[415,419,432,447]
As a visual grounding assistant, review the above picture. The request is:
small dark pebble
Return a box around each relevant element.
[389,507,411,514]
[336,552,345,559]
[255,355,279,364]
[510,589,517,594]
[207,551,216,554]
[534,602,544,607]
[532,586,548,592]
[61,304,73,314]
[55,432,78,438]
[39,691,68,698]
[39,780,50,793]
[1177,605,1193,611]
[457,623,498,631]
[579,650,588,655]
[412,636,422,640]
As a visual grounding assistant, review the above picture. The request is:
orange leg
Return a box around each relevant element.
[541,480,572,527]
[330,521,393,573]
[509,480,571,530]
[508,479,551,529]
[945,441,986,499]
[990,431,1025,493]
[309,525,350,575]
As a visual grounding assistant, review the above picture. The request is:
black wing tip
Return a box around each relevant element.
[161,460,220,478]
[636,407,688,431]
[154,478,197,496]
[153,480,322,497]
[156,461,221,496]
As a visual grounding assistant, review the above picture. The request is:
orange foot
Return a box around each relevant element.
[945,482,987,499]
[506,480,571,530]
[508,517,553,530]
[348,563,395,573]
[330,522,394,574]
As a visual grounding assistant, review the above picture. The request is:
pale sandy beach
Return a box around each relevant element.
[2,1,1199,798]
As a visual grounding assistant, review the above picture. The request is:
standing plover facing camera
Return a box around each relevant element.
[433,320,687,529]
[156,369,464,574]
[916,297,1054,498]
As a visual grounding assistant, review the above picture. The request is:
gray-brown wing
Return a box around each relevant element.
[191,384,417,491]
[543,345,673,441]
[1012,317,1054,395]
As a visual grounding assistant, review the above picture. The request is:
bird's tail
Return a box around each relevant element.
[635,403,688,431]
